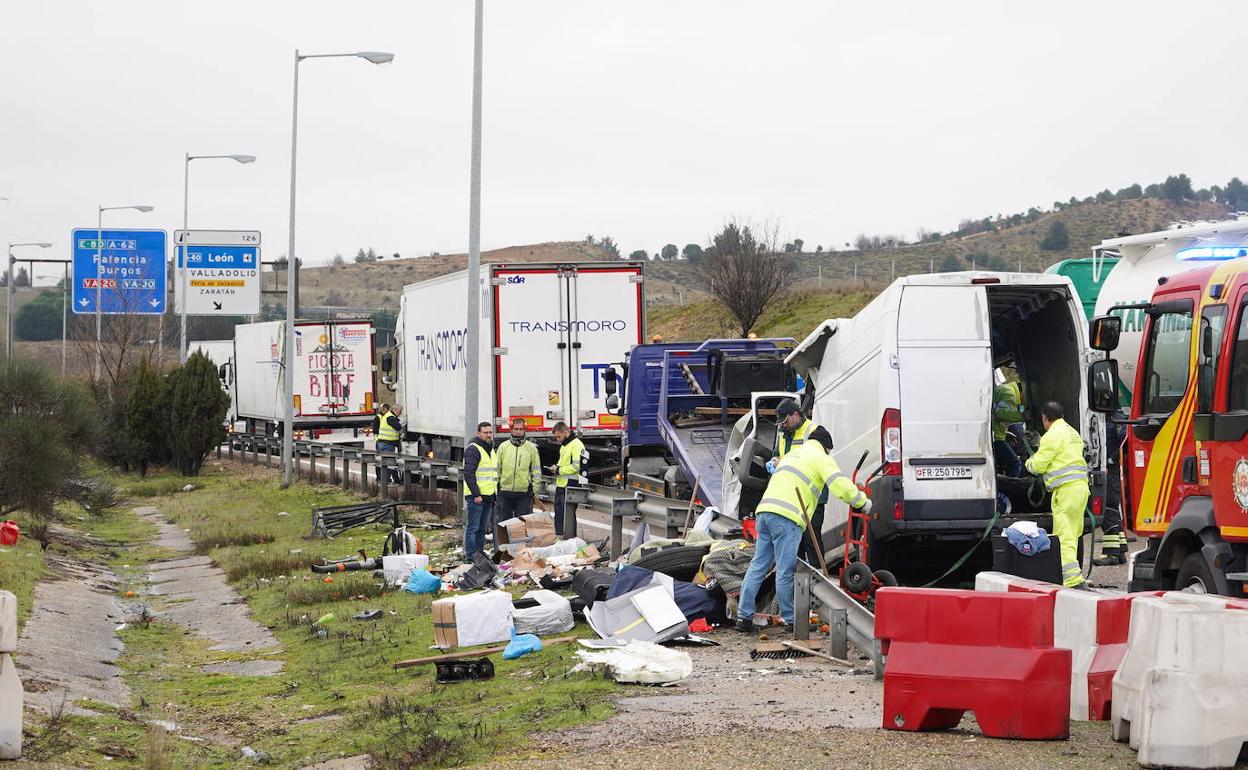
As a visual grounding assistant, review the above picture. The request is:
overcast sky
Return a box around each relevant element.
[2,1,1245,284]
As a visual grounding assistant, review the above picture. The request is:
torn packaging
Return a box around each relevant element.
[586,573,689,644]
[608,565,726,625]
[512,590,575,636]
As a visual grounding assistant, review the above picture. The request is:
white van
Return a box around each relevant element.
[727,272,1107,579]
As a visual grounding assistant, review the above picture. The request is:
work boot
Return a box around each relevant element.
[734,617,755,634]
[1071,582,1092,591]
[1092,551,1127,567]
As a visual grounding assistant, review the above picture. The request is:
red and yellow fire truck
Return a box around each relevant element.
[1093,251,1248,596]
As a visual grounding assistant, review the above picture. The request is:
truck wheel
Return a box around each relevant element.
[1176,552,1216,594]
[630,544,711,582]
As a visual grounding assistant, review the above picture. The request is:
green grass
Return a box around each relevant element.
[650,287,881,342]
[35,464,618,768]
[0,511,45,631]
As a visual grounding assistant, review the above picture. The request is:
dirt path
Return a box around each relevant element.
[135,506,283,665]
[15,539,130,716]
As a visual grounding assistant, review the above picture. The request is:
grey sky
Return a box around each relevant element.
[2,0,1245,285]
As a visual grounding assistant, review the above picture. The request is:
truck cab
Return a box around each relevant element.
[1106,255,1248,596]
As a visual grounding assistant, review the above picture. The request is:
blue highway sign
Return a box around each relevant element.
[71,228,168,315]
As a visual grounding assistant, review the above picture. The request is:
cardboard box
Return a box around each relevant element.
[522,512,555,535]
[431,591,514,649]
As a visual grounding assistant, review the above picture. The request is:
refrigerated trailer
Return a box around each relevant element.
[385,261,645,478]
[230,319,377,439]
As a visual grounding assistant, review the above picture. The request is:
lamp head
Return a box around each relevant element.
[229,154,257,164]
[357,51,395,65]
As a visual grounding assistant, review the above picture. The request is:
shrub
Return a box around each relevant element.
[166,352,229,476]
[123,360,166,476]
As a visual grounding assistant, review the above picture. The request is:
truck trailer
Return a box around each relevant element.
[731,271,1108,582]
[385,261,645,479]
[230,319,377,440]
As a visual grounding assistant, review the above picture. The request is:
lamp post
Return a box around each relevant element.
[281,49,394,488]
[94,205,154,382]
[5,242,52,361]
[180,154,256,363]
[463,0,485,441]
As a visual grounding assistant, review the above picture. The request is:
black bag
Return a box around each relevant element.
[571,567,616,608]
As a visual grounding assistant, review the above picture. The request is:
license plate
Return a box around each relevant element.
[913,465,973,480]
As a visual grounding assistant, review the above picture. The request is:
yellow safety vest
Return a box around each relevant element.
[464,443,499,497]
[376,411,401,443]
[1025,418,1088,491]
[757,442,867,529]
[991,382,1023,441]
[556,436,586,488]
[777,419,820,460]
[497,439,542,493]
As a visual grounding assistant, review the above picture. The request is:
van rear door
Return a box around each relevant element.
[896,285,994,513]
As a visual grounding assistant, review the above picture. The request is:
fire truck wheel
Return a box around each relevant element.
[1176,552,1216,594]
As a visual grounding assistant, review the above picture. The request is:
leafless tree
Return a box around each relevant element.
[695,218,795,337]
[71,280,158,389]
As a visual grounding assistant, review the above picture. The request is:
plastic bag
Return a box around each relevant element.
[502,627,543,660]
[403,568,441,594]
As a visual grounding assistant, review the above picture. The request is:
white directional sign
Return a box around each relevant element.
[174,229,260,247]
[174,229,262,316]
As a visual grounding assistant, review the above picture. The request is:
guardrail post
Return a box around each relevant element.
[828,608,849,661]
[378,453,389,499]
[329,448,338,485]
[794,564,812,641]
[251,436,260,465]
[263,437,273,468]
[664,505,683,539]
[342,452,352,491]
[610,497,637,561]
[228,436,235,460]
[402,458,413,500]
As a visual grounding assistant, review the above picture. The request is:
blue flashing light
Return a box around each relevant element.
[1176,246,1248,261]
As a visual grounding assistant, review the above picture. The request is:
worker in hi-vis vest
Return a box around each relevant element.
[771,399,834,563]
[1025,401,1090,589]
[462,421,499,559]
[547,421,587,538]
[738,438,870,632]
[373,404,404,485]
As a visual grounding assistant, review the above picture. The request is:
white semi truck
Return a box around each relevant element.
[229,319,378,440]
[384,261,645,479]
[1091,216,1248,402]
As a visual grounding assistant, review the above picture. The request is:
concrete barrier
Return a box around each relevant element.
[0,590,22,760]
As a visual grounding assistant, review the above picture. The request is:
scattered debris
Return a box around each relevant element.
[573,640,693,684]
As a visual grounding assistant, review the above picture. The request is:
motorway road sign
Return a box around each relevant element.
[175,244,261,315]
[71,228,168,315]
[174,229,260,246]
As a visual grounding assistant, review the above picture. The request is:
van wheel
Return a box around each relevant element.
[1176,552,1216,594]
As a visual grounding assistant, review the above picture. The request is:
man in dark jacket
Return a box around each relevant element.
[462,421,498,559]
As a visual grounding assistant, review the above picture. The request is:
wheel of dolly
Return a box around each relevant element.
[873,569,899,588]
[844,561,873,594]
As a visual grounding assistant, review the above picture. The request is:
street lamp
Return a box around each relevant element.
[180,153,256,363]
[94,204,154,382]
[5,242,52,362]
[281,49,394,488]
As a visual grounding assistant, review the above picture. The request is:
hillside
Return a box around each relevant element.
[288,240,698,311]
[646,198,1231,289]
[649,288,881,342]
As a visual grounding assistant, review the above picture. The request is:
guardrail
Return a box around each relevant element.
[219,432,712,559]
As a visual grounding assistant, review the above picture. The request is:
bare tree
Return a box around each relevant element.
[696,219,794,336]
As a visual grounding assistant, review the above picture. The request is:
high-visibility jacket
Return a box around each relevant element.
[556,435,588,488]
[777,418,821,460]
[1025,418,1088,491]
[497,439,542,493]
[463,441,499,497]
[376,410,402,443]
[757,441,867,529]
[991,382,1024,441]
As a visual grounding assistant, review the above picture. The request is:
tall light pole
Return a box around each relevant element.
[281,49,394,488]
[94,204,154,382]
[463,0,485,441]
[5,242,52,361]
[181,153,256,363]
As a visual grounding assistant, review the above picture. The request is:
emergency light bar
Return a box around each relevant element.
[1176,246,1248,261]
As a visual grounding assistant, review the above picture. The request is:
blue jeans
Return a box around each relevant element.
[737,512,803,625]
[464,496,493,558]
[375,440,400,484]
[993,439,1023,477]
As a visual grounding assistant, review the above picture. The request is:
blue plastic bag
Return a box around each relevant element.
[403,568,441,594]
[502,627,543,660]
